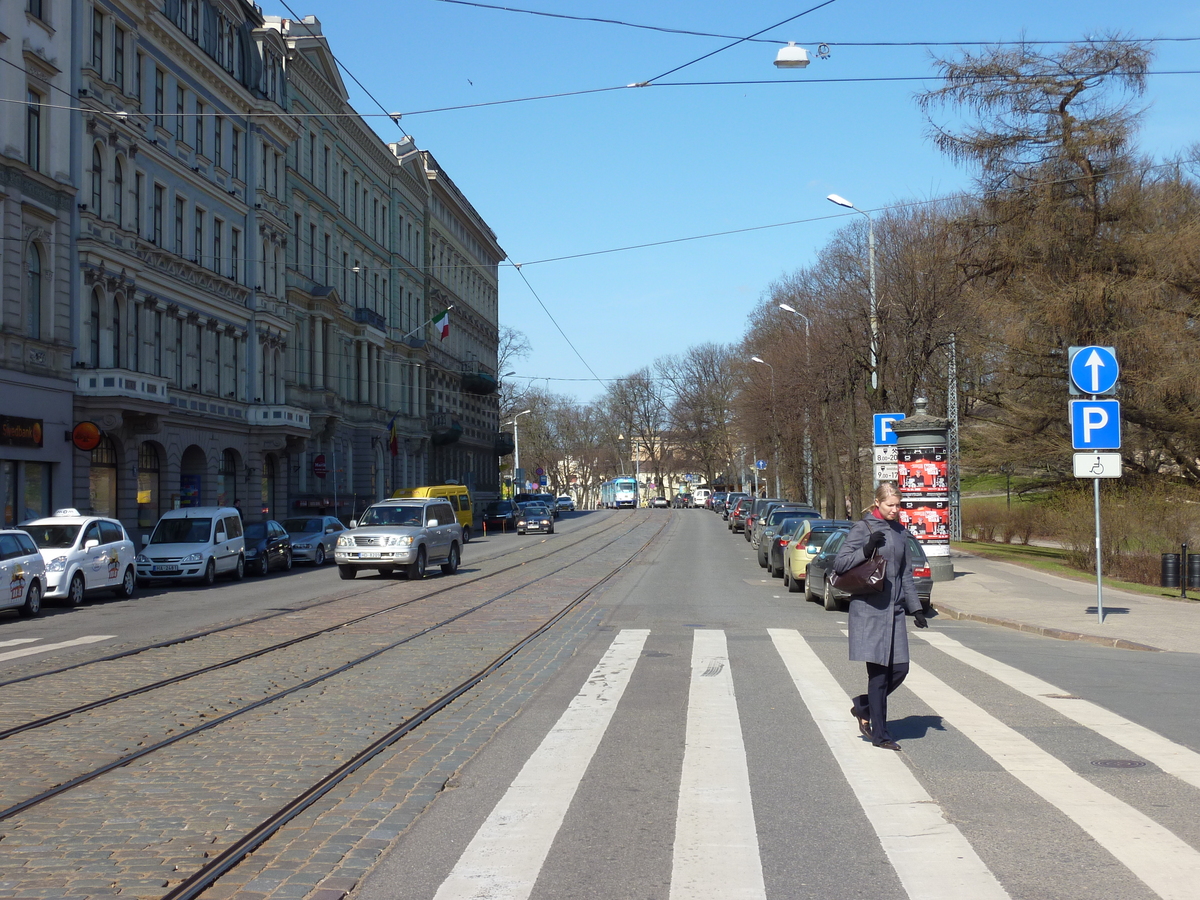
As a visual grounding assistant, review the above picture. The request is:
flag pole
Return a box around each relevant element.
[400,303,454,341]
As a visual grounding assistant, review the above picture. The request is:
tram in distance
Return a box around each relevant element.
[600,477,640,509]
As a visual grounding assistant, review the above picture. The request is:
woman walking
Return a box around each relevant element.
[834,482,927,751]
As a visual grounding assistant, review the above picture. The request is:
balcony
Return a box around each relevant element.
[461,361,498,395]
[353,306,386,331]
[76,369,170,404]
[494,431,515,456]
[429,411,463,446]
[247,404,312,430]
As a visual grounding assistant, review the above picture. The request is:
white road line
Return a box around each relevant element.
[915,631,1200,791]
[0,638,39,648]
[769,628,1009,900]
[432,628,650,900]
[0,635,116,663]
[905,661,1200,900]
[670,630,765,900]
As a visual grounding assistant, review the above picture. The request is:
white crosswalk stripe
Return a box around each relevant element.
[0,634,115,663]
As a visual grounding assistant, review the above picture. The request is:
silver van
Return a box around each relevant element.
[136,507,245,585]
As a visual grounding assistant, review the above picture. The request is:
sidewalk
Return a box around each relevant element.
[933,550,1200,654]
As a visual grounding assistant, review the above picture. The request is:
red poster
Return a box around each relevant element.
[900,499,950,543]
[897,447,948,493]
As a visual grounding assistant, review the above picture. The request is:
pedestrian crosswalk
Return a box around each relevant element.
[429,628,1200,900]
[0,634,114,663]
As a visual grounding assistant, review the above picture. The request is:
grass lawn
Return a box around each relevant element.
[952,540,1190,600]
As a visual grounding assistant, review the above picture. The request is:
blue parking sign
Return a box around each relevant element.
[1070,400,1121,450]
[873,413,905,445]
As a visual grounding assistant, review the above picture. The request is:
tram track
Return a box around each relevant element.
[0,514,666,826]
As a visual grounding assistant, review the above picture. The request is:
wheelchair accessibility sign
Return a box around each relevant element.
[1073,452,1121,479]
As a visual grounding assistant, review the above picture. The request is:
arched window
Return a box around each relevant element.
[112,298,122,369]
[113,159,124,227]
[89,290,101,367]
[137,443,161,528]
[26,243,41,340]
[89,435,118,517]
[91,145,103,211]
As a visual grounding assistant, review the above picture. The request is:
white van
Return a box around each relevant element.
[691,488,712,508]
[136,507,245,585]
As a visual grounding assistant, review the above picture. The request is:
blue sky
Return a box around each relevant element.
[262,1,1200,403]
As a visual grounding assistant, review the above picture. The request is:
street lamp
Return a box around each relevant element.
[508,409,531,490]
[778,304,814,505]
[827,193,877,393]
[750,356,781,497]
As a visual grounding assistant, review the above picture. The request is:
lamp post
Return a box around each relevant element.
[778,304,814,505]
[827,193,877,393]
[508,409,531,491]
[750,356,781,497]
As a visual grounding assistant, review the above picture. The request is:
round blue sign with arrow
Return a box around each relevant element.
[1069,346,1119,395]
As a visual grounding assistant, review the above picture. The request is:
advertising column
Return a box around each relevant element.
[890,398,953,582]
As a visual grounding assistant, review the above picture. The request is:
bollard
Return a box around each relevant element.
[1161,553,1180,589]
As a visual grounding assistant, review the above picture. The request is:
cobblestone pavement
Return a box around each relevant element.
[0,514,664,900]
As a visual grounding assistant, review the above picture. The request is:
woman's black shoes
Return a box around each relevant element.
[874,740,901,751]
[851,706,871,739]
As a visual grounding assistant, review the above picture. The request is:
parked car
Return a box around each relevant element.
[483,500,520,533]
[282,516,345,566]
[692,488,712,508]
[136,507,245,586]
[761,513,821,574]
[0,528,47,618]
[335,498,461,580]
[710,492,728,514]
[782,519,855,589]
[804,527,933,611]
[728,497,752,532]
[751,504,819,552]
[650,496,670,508]
[516,502,555,535]
[722,492,748,520]
[556,496,576,512]
[23,509,137,604]
[244,520,293,576]
[672,494,691,509]
[743,497,783,542]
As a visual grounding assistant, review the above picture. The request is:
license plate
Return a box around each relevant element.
[153,565,181,574]
[359,550,380,559]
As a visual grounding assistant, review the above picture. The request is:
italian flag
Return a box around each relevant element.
[432,308,450,340]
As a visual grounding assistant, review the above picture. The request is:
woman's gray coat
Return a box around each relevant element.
[834,515,921,665]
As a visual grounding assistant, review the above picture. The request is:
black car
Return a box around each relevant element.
[244,520,293,576]
[483,500,520,533]
[805,528,934,611]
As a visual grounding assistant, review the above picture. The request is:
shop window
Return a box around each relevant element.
[137,443,160,528]
[217,449,237,507]
[89,436,117,517]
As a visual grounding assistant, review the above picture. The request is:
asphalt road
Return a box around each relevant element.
[355,508,1200,900]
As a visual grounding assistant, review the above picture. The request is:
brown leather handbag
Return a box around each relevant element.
[830,547,887,594]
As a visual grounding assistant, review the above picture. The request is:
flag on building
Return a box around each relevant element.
[432,308,450,340]
[387,414,399,457]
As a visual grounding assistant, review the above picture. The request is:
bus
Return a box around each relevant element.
[600,477,640,509]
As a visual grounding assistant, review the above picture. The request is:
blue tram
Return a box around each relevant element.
[600,477,640,509]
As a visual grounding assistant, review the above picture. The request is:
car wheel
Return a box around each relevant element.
[824,580,840,611]
[67,572,86,607]
[283,549,293,571]
[787,564,802,594]
[314,546,326,567]
[257,554,270,577]
[757,549,768,569]
[804,568,818,603]
[441,542,460,575]
[202,558,217,586]
[770,558,782,578]
[338,565,356,580]
[232,555,245,581]
[462,526,471,544]
[18,580,42,618]
[118,566,137,599]
[406,546,427,580]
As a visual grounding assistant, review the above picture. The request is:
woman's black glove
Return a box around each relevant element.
[912,610,928,628]
[865,531,887,553]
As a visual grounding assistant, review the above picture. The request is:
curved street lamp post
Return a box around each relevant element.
[778,304,815,505]
[750,356,781,497]
[827,193,877,393]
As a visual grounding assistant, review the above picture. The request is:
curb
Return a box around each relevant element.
[931,602,1163,653]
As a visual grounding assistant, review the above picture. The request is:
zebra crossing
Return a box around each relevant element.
[0,633,114,663]
[426,628,1200,900]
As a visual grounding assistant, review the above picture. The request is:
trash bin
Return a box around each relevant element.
[1189,553,1200,590]
[1162,553,1180,588]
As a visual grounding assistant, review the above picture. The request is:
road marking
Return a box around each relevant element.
[905,661,1200,900]
[769,629,1009,900]
[670,630,765,900]
[0,635,116,663]
[915,631,1200,792]
[0,638,39,648]
[432,628,649,900]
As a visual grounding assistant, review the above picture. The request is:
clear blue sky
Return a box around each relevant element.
[263,0,1200,403]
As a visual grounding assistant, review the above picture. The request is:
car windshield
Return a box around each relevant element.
[485,502,513,514]
[151,518,213,544]
[26,524,82,549]
[244,523,267,540]
[282,518,325,534]
[805,530,837,549]
[358,506,423,527]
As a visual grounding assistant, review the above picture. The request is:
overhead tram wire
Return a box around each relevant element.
[511,264,606,385]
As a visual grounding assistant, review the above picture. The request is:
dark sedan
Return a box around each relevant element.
[804,528,933,611]
[728,498,752,533]
[516,502,555,535]
[483,500,520,533]
[244,520,293,576]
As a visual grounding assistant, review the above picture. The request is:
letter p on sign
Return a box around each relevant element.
[1070,400,1121,450]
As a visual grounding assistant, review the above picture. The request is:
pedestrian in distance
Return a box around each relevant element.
[834,482,927,751]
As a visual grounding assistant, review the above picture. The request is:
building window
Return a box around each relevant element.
[114,27,125,90]
[138,443,161,527]
[309,224,316,279]
[135,51,143,97]
[28,0,44,21]
[213,218,222,274]
[113,159,124,227]
[195,102,204,156]
[231,128,241,180]
[112,299,122,369]
[92,9,104,73]
[91,145,103,211]
[175,86,185,141]
[153,184,163,245]
[89,291,101,367]
[174,197,185,255]
[134,172,143,234]
[214,117,222,169]
[153,310,162,375]
[194,208,204,264]
[231,228,240,283]
[323,145,329,192]
[26,91,41,171]
[26,244,41,340]
[130,301,139,372]
[90,436,118,518]
[308,132,315,182]
[154,68,164,128]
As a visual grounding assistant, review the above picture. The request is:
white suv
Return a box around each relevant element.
[335,498,461,580]
[24,509,137,605]
[0,529,47,618]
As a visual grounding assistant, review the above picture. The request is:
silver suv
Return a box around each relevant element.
[335,498,462,580]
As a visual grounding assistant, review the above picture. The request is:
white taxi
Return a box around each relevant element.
[22,509,138,605]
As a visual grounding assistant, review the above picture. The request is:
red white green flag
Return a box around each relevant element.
[432,308,450,340]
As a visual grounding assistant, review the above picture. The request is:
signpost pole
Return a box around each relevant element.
[1094,475,1104,624]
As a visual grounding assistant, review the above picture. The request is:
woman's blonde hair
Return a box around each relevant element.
[861,481,901,516]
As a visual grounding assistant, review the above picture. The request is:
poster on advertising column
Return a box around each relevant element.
[897,447,950,553]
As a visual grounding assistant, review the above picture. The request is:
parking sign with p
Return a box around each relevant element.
[1070,399,1121,450]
